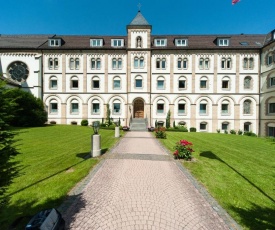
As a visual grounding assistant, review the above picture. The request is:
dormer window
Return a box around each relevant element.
[90,39,103,47]
[218,38,229,46]
[111,39,124,47]
[175,39,188,47]
[154,39,167,47]
[48,39,61,47]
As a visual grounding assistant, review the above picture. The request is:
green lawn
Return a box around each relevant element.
[1,125,120,229]
[160,132,275,230]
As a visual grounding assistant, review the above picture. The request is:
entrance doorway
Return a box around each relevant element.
[134,99,144,118]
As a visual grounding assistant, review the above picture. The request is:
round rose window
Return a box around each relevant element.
[7,61,29,82]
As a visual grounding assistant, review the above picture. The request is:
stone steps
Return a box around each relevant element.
[130,118,147,131]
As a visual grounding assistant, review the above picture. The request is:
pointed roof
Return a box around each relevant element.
[129,11,150,26]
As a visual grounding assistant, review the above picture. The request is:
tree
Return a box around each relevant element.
[0,80,19,199]
[166,110,171,129]
[4,89,47,127]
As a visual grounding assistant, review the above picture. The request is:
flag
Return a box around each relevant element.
[232,0,240,4]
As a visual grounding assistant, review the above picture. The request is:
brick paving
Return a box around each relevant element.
[60,131,240,230]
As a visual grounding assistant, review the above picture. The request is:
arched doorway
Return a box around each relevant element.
[134,99,144,118]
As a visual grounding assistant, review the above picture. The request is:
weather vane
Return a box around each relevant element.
[137,3,142,11]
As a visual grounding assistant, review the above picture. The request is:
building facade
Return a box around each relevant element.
[0,12,275,136]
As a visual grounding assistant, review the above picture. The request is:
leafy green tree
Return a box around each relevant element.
[0,80,19,199]
[5,89,47,127]
[166,110,171,128]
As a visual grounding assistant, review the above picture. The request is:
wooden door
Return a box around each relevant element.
[134,99,144,118]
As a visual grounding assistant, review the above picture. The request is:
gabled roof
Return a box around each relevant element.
[129,11,150,26]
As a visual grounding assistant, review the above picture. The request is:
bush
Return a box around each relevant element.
[238,129,243,135]
[155,127,167,139]
[173,140,194,160]
[244,131,257,137]
[190,127,196,132]
[224,130,228,134]
[230,129,236,135]
[71,121,77,125]
[81,119,88,126]
[216,129,220,133]
[4,88,47,127]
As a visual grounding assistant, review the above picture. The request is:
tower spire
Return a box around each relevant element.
[137,3,142,12]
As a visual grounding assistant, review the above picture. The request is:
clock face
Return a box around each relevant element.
[7,61,29,82]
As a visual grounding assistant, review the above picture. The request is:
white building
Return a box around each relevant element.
[0,11,274,136]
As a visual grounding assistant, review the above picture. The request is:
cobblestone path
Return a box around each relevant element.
[61,132,240,230]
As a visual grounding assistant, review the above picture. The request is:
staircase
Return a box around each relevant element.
[130,118,147,131]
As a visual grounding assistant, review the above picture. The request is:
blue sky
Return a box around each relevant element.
[0,0,274,36]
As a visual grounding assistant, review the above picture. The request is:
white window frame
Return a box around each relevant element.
[90,39,103,47]
[48,39,61,47]
[50,101,58,114]
[111,39,124,47]
[178,77,186,90]
[154,39,167,47]
[218,38,229,46]
[178,101,186,115]
[270,77,275,87]
[71,100,79,114]
[157,77,165,90]
[113,101,121,114]
[175,39,188,47]
[113,77,121,90]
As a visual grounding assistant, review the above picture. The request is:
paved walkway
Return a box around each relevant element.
[60,132,240,230]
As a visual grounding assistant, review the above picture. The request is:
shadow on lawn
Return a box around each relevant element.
[200,151,275,204]
[229,203,275,230]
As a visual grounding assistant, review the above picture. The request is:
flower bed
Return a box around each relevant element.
[173,139,194,160]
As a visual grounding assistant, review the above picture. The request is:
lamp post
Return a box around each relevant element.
[114,120,120,138]
[91,121,101,157]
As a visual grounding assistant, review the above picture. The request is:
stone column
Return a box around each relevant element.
[91,134,101,157]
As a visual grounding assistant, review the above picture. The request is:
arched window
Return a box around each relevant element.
[178,100,186,115]
[244,122,251,132]
[49,76,58,89]
[266,52,273,65]
[91,58,101,69]
[177,57,188,69]
[221,100,229,115]
[75,58,80,69]
[71,76,79,89]
[71,99,79,113]
[156,58,166,69]
[69,58,74,70]
[49,58,53,69]
[134,56,144,69]
[200,122,207,131]
[69,57,80,70]
[221,57,232,69]
[135,75,143,88]
[92,99,100,114]
[249,57,254,69]
[112,58,122,69]
[243,100,251,115]
[222,76,230,90]
[199,100,207,115]
[244,76,252,89]
[157,100,165,114]
[113,76,121,89]
[200,76,208,89]
[92,76,100,89]
[243,57,248,69]
[199,57,209,70]
[178,76,186,89]
[49,99,58,113]
[113,99,121,114]
[157,76,165,90]
[222,122,229,131]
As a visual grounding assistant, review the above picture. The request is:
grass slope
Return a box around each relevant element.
[1,125,119,229]
[160,132,275,230]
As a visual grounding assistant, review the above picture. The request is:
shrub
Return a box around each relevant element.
[173,140,194,160]
[230,129,236,135]
[178,126,188,132]
[81,119,88,126]
[238,129,243,135]
[190,127,196,132]
[155,127,167,139]
[224,130,228,134]
[216,129,220,133]
[244,131,257,137]
[71,121,77,125]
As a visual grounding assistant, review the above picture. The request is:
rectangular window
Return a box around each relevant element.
[49,58,53,69]
[218,39,229,46]
[71,103,79,113]
[157,104,164,113]
[200,104,207,114]
[92,103,100,114]
[113,80,121,89]
[50,103,58,113]
[154,39,167,46]
[269,103,275,113]
[157,80,164,89]
[72,80,78,89]
[113,103,121,113]
[112,39,124,47]
[200,123,207,130]
[270,77,275,86]
[48,39,61,47]
[178,104,185,114]
[222,123,228,130]
[92,80,100,89]
[244,124,250,132]
[222,80,229,89]
[90,39,103,47]
[135,79,142,88]
[221,104,229,114]
[54,59,59,69]
[175,39,187,46]
[200,80,207,89]
[178,80,186,89]
[118,59,122,69]
[50,80,57,89]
